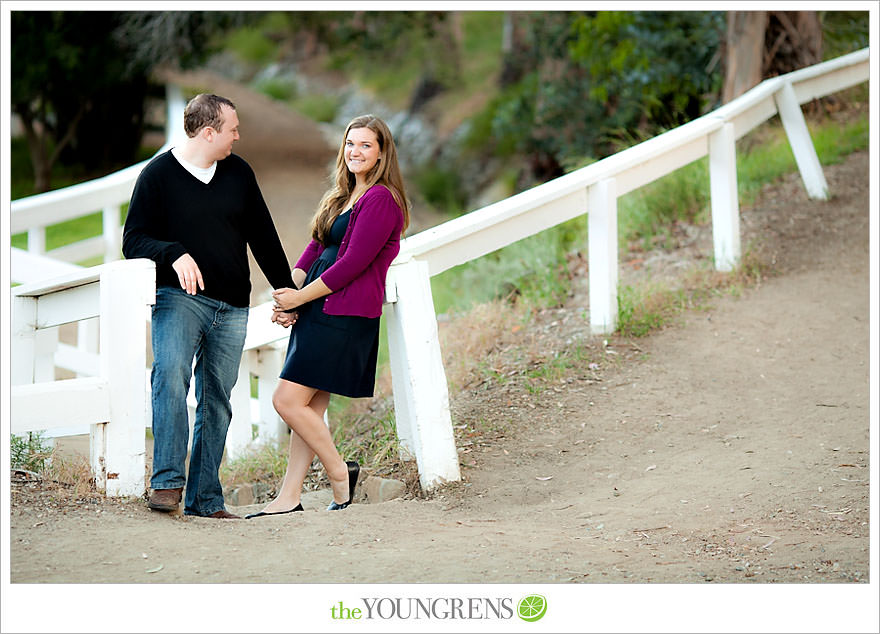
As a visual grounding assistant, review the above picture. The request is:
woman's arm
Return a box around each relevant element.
[294,239,323,276]
[272,276,332,311]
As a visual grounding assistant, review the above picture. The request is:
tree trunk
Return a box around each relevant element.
[16,108,52,193]
[722,11,768,103]
[723,10,824,104]
[499,12,528,87]
[763,11,823,77]
[13,101,88,194]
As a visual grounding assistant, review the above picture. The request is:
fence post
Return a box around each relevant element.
[76,318,100,377]
[27,227,46,256]
[385,258,461,490]
[709,121,742,272]
[255,345,288,446]
[102,204,122,262]
[166,84,186,145]
[588,178,619,335]
[774,81,829,200]
[94,259,155,497]
[11,296,37,386]
[33,328,59,383]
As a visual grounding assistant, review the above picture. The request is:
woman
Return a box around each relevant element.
[246,114,410,517]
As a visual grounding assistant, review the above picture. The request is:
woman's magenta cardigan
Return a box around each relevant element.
[294,184,404,319]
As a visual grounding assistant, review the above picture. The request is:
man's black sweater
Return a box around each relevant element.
[122,151,293,307]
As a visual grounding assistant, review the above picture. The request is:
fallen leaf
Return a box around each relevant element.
[536,476,553,481]
[145,564,164,574]
[645,465,657,472]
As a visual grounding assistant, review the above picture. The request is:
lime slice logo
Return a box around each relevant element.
[517,594,547,622]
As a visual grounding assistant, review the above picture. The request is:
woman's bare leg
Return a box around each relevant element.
[272,380,350,505]
[256,388,330,513]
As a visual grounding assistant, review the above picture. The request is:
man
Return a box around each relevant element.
[123,94,294,519]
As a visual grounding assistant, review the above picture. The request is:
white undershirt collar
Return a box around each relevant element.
[171,147,217,184]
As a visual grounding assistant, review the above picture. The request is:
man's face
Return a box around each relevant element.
[209,105,240,160]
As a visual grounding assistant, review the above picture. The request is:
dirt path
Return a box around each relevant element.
[5,72,874,632]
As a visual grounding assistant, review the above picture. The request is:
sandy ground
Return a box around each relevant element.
[4,69,876,634]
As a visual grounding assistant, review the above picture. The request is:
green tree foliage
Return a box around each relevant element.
[11,12,150,192]
[569,12,723,129]
[821,10,870,58]
[11,11,245,194]
[474,11,725,181]
[115,11,250,70]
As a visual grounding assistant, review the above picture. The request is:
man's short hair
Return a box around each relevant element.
[183,94,236,137]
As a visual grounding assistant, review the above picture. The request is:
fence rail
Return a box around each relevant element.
[9,48,869,495]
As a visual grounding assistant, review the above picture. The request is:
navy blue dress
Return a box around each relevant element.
[279,210,380,398]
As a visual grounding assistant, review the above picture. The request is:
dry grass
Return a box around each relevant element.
[438,298,533,392]
[45,453,97,497]
[10,450,98,502]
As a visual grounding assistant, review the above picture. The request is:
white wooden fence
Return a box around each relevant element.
[10,260,156,496]
[8,48,869,495]
[383,47,868,488]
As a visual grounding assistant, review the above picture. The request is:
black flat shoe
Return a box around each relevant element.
[328,461,359,511]
[245,503,304,519]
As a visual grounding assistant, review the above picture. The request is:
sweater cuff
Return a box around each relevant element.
[163,243,188,267]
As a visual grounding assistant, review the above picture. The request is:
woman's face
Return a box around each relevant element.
[344,126,381,181]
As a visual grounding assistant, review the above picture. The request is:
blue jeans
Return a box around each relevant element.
[150,286,248,516]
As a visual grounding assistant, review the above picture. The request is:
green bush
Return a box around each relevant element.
[11,432,53,473]
[292,93,340,123]
[226,26,278,65]
[253,77,296,102]
[413,166,468,216]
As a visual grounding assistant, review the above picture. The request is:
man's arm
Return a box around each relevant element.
[121,165,187,267]
[123,165,204,294]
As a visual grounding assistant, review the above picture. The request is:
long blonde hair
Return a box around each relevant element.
[311,114,410,245]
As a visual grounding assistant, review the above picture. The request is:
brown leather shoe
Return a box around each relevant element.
[148,487,183,512]
[206,509,241,519]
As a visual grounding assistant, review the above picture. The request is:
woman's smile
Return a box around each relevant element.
[345,127,381,179]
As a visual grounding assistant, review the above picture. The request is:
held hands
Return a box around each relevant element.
[271,277,329,324]
[172,254,204,295]
[270,270,307,328]
[271,309,298,328]
[272,287,303,312]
